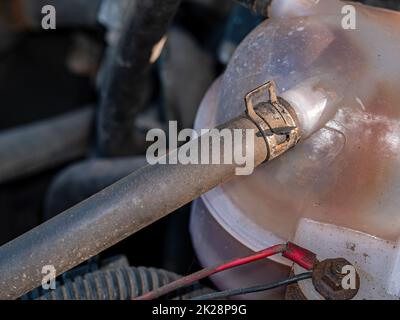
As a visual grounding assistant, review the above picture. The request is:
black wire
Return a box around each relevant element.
[190,272,313,300]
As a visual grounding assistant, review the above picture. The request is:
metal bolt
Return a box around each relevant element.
[331,259,347,275]
[312,258,360,300]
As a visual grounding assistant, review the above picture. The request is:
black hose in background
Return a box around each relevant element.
[97,0,182,157]
[28,267,210,300]
[235,0,271,16]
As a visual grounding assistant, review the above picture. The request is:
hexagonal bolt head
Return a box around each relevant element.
[312,258,360,300]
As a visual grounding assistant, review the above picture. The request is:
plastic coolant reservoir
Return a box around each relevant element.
[190,0,400,299]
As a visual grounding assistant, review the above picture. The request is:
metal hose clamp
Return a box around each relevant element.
[245,81,301,162]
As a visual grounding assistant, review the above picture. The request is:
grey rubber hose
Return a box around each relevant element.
[44,157,148,218]
[0,107,93,184]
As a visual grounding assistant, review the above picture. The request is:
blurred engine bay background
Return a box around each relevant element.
[0,0,398,296]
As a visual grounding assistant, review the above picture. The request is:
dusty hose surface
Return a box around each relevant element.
[44,157,148,218]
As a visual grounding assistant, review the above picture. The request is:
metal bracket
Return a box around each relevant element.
[245,80,278,124]
[244,81,301,162]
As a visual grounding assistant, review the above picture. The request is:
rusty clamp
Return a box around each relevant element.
[245,81,301,162]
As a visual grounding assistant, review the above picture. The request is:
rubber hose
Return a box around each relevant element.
[97,0,182,156]
[0,107,93,184]
[44,157,148,218]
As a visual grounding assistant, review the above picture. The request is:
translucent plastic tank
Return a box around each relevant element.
[191,0,400,299]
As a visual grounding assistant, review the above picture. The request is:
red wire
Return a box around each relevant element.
[214,244,286,272]
[135,242,316,300]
